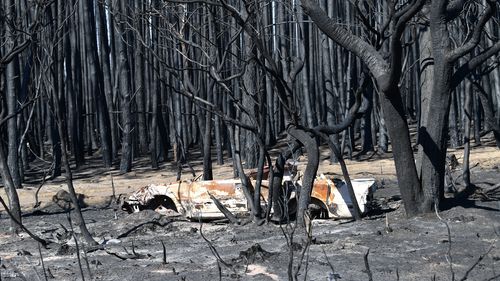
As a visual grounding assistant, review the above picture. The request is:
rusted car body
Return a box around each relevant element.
[122,176,376,220]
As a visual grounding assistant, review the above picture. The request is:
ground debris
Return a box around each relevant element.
[1,148,499,281]
[471,183,500,201]
[95,209,173,238]
[233,243,275,264]
[55,243,76,256]
[15,250,32,256]
[105,248,152,260]
[0,259,28,280]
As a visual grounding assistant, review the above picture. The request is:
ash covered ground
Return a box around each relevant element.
[0,147,499,281]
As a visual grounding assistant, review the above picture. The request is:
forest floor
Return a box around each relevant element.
[0,140,499,281]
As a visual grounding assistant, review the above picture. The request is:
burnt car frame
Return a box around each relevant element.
[122,176,376,220]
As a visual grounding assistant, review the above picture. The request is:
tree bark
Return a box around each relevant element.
[202,86,214,180]
[418,2,459,212]
[5,0,22,188]
[0,138,22,232]
[302,0,425,216]
[462,81,472,189]
[81,0,112,167]
[114,0,134,172]
[52,84,96,245]
[134,0,148,155]
[97,0,118,159]
[288,126,319,226]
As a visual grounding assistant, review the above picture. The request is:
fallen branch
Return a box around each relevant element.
[458,242,495,281]
[116,219,172,239]
[104,249,146,260]
[0,196,49,247]
[484,273,500,281]
[105,243,149,260]
[471,183,500,201]
[198,219,235,281]
[199,222,232,268]
[321,247,338,281]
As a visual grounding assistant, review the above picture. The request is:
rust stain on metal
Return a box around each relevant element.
[310,179,334,202]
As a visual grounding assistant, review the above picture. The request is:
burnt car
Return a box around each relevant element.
[122,176,376,220]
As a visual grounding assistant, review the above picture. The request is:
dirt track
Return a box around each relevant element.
[0,145,499,280]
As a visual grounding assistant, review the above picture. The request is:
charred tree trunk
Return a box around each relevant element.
[5,0,22,188]
[115,0,134,172]
[381,87,423,215]
[68,3,85,166]
[302,0,425,216]
[474,80,500,148]
[288,126,319,226]
[65,22,84,167]
[0,135,22,232]
[97,0,118,159]
[80,0,112,167]
[462,81,472,189]
[134,0,148,155]
[51,82,96,245]
[202,85,214,180]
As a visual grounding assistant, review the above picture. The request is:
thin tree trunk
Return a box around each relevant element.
[69,2,85,165]
[5,0,22,188]
[115,0,134,172]
[202,86,214,180]
[0,139,22,232]
[474,80,500,148]
[81,0,112,167]
[473,92,482,145]
[449,91,460,148]
[97,0,117,159]
[462,81,472,189]
[52,86,96,245]
[134,0,148,155]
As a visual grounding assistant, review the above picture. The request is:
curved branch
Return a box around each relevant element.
[354,2,381,42]
[387,0,425,89]
[0,98,36,127]
[311,73,369,135]
[378,0,396,46]
[0,40,31,66]
[301,0,388,81]
[394,0,425,35]
[0,196,49,247]
[445,0,467,21]
[451,41,500,89]
[447,0,496,62]
[175,88,258,132]
[220,0,296,118]
[287,125,319,227]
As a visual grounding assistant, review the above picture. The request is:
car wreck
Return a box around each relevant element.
[122,175,376,220]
